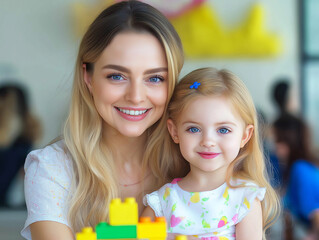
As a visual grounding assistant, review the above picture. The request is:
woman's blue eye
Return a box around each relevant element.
[218,128,230,134]
[188,127,200,133]
[149,75,164,83]
[107,74,124,81]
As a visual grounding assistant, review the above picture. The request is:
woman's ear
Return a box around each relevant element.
[241,124,254,148]
[167,119,179,144]
[83,63,93,92]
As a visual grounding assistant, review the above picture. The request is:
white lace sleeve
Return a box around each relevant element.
[21,141,73,240]
[143,190,164,217]
[237,185,266,223]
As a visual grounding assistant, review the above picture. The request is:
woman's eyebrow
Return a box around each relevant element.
[144,67,168,74]
[102,64,130,73]
[102,65,167,75]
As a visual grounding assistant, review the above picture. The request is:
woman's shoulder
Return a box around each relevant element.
[26,140,70,163]
[25,139,73,174]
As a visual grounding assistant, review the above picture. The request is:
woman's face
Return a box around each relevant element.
[85,31,168,138]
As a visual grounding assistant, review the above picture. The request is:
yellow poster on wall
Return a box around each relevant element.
[72,0,282,58]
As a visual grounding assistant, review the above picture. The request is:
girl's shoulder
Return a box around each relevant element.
[228,178,266,201]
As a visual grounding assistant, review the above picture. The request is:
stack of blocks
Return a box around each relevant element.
[76,197,167,240]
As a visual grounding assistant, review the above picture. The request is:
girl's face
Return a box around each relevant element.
[167,95,253,176]
[85,31,168,138]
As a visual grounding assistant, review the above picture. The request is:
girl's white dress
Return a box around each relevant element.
[143,178,265,240]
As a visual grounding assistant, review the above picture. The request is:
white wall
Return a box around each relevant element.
[0,0,299,147]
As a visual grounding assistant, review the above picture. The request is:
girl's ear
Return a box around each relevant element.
[241,124,254,148]
[83,63,93,92]
[167,119,179,144]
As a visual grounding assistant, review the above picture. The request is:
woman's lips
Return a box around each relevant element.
[115,107,150,121]
[198,152,220,159]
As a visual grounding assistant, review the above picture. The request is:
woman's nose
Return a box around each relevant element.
[125,80,146,104]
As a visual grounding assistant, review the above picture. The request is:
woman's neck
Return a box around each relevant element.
[103,128,147,165]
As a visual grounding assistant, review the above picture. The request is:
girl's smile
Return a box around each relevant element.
[167,95,253,175]
[197,152,220,159]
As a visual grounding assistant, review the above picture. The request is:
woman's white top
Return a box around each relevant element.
[144,178,265,240]
[21,140,73,240]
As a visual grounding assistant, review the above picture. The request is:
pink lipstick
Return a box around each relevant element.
[115,107,150,121]
[198,152,220,159]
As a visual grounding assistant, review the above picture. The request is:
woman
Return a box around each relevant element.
[21,1,185,239]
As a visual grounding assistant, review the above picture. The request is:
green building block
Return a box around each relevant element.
[96,222,137,239]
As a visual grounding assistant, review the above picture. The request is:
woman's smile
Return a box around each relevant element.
[115,107,151,121]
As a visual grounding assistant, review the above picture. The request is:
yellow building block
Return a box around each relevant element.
[76,227,97,240]
[175,235,188,240]
[109,198,138,226]
[137,217,167,240]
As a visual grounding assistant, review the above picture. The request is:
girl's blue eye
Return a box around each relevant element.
[107,74,124,81]
[149,75,164,83]
[188,127,200,133]
[218,128,230,134]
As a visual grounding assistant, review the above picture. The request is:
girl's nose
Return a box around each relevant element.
[125,79,146,104]
[200,133,216,148]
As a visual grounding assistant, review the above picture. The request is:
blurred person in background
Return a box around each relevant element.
[271,78,300,118]
[0,83,41,207]
[266,78,301,191]
[273,113,319,240]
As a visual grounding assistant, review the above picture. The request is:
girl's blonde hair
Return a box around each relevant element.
[168,68,280,238]
[64,0,185,232]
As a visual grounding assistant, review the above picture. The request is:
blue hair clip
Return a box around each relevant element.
[190,81,201,89]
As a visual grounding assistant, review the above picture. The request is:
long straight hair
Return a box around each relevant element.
[64,1,184,232]
[168,68,280,239]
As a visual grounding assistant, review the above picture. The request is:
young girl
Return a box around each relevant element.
[142,68,280,239]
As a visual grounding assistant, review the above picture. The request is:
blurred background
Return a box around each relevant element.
[0,0,318,239]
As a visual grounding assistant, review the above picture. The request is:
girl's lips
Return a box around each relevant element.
[115,107,151,121]
[198,152,220,159]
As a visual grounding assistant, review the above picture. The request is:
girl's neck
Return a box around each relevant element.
[179,168,227,192]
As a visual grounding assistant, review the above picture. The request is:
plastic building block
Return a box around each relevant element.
[76,227,97,240]
[96,222,137,239]
[175,235,188,240]
[137,216,167,240]
[109,198,138,226]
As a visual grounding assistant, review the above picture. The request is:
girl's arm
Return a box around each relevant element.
[30,221,74,240]
[141,206,200,240]
[141,205,157,221]
[236,199,263,240]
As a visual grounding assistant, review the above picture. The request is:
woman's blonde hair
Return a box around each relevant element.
[168,68,280,238]
[64,0,185,232]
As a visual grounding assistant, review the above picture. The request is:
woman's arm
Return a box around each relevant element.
[30,221,74,240]
[236,199,263,240]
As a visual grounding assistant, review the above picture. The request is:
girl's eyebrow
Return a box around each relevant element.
[102,65,167,74]
[182,120,238,126]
